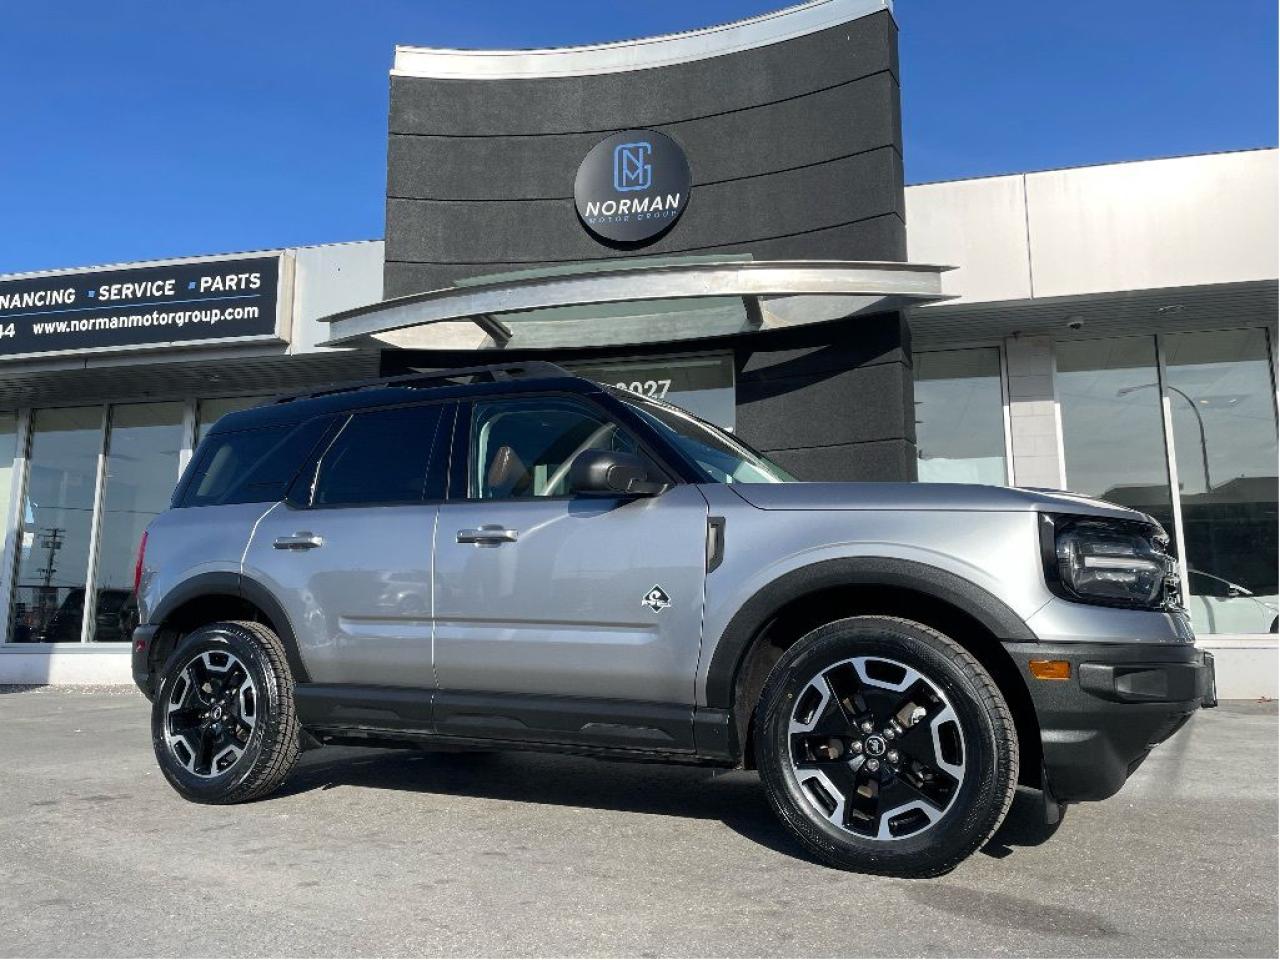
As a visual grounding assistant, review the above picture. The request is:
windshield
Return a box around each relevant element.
[615,391,796,484]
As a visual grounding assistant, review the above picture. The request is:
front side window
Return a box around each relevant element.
[620,393,795,484]
[310,404,447,506]
[470,396,640,499]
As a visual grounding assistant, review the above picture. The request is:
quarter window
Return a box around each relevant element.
[183,418,332,508]
[311,404,447,506]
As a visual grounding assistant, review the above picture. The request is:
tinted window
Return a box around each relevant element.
[182,417,332,507]
[470,396,640,499]
[311,404,446,506]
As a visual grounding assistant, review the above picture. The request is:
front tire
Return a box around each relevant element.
[755,616,1018,876]
[151,620,301,804]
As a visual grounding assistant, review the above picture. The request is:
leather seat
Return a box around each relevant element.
[486,445,531,497]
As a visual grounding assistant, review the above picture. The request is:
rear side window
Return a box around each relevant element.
[180,417,332,507]
[310,403,447,506]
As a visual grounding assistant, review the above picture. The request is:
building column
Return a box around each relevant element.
[1004,334,1066,490]
[734,313,917,482]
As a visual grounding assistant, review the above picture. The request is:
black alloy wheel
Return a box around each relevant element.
[756,616,1018,876]
[151,621,301,804]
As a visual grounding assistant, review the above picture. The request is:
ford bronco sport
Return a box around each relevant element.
[132,362,1215,876]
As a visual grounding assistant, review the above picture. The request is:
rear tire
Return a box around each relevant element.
[755,616,1017,877]
[151,620,301,804]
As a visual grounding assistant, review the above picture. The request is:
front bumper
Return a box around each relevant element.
[1005,640,1215,803]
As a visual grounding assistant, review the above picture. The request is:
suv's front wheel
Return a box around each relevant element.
[755,616,1018,876]
[151,620,301,804]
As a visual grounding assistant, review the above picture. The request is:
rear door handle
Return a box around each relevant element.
[457,525,519,545]
[273,532,324,550]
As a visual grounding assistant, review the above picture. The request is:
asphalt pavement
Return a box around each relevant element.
[0,687,1274,958]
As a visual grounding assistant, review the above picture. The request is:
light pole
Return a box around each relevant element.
[1117,382,1212,493]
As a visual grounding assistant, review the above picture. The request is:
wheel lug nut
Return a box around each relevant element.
[883,728,895,740]
[866,759,880,772]
[851,740,863,754]
[860,721,874,734]
[887,750,899,763]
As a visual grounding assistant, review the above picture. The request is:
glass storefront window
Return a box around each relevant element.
[1163,330,1278,635]
[568,355,735,430]
[89,403,184,642]
[10,408,102,643]
[1057,338,1177,540]
[196,396,270,444]
[914,348,1008,485]
[0,413,19,569]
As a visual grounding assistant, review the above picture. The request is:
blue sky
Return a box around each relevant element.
[1,1,1275,273]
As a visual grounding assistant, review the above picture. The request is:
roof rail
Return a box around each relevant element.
[272,360,576,404]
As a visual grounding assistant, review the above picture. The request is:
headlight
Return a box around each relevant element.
[1039,514,1180,610]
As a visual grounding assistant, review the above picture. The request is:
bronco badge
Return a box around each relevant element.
[642,585,672,612]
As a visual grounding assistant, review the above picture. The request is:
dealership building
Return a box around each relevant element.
[0,0,1275,696]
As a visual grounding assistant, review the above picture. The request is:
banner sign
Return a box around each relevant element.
[0,255,284,359]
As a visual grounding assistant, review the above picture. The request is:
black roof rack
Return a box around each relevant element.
[272,361,575,404]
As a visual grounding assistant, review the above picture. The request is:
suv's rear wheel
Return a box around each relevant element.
[755,616,1017,876]
[152,620,301,804]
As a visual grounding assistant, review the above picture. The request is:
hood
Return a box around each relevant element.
[727,482,1152,522]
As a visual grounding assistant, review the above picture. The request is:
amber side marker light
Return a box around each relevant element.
[1029,659,1072,681]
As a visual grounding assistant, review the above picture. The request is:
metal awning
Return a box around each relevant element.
[318,259,953,352]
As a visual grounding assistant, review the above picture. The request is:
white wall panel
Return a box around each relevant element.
[905,175,1032,304]
[1025,151,1278,297]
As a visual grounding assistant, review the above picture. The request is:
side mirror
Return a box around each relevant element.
[569,449,666,497]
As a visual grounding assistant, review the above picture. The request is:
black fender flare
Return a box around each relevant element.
[149,571,311,683]
[703,556,1038,710]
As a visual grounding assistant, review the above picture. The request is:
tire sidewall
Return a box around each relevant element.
[757,618,1013,874]
[151,623,286,803]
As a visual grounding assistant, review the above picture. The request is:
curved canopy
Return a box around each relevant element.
[319,259,952,353]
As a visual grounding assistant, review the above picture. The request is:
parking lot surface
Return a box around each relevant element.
[0,687,1274,958]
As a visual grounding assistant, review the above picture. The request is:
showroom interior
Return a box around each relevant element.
[0,0,1274,696]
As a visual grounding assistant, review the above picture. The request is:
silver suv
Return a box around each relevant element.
[132,362,1215,876]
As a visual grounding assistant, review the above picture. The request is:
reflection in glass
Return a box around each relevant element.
[914,349,1007,484]
[10,408,102,643]
[0,414,19,575]
[196,396,269,444]
[91,403,184,642]
[569,355,736,430]
[1057,337,1176,540]
[1164,330,1278,635]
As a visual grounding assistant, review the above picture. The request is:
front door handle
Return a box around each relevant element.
[457,525,519,545]
[273,532,324,550]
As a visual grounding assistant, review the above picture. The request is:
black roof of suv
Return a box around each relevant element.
[205,361,598,436]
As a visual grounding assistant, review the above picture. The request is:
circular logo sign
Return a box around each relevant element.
[574,129,691,246]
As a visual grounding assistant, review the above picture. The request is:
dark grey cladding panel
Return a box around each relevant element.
[388,72,899,201]
[737,313,911,379]
[389,13,897,137]
[382,214,906,297]
[385,147,902,264]
[760,439,918,483]
[736,361,913,450]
